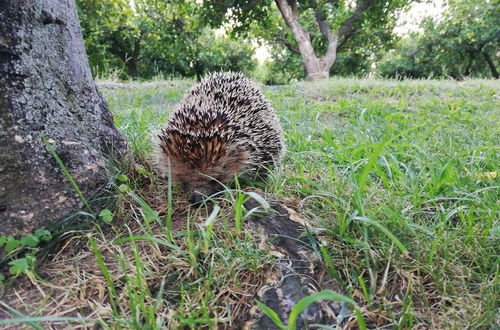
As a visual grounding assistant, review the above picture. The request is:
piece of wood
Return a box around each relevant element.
[244,200,345,329]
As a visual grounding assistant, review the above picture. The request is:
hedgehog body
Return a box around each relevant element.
[156,72,285,202]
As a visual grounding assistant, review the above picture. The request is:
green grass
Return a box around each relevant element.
[102,77,499,328]
[1,77,498,328]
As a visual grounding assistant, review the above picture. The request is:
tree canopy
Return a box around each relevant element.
[76,0,499,82]
[377,0,499,79]
[77,0,256,79]
[202,0,415,80]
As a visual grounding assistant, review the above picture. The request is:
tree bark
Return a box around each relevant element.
[0,0,128,236]
[274,0,373,81]
[125,31,143,79]
[126,59,139,79]
[275,0,329,80]
[464,54,474,77]
[483,52,499,79]
[275,35,301,55]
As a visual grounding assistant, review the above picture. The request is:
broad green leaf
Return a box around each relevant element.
[20,234,39,248]
[5,237,21,253]
[34,229,52,241]
[8,258,30,275]
[117,174,129,182]
[99,209,113,223]
[118,184,131,193]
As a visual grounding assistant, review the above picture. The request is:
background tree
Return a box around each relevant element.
[189,31,257,79]
[251,1,398,83]
[203,0,415,80]
[77,0,257,79]
[377,0,499,79]
[77,0,143,78]
[0,0,128,236]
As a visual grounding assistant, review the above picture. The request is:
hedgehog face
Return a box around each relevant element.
[175,153,250,203]
[157,134,250,203]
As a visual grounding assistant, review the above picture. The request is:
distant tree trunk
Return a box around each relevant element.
[274,0,374,81]
[125,32,143,79]
[0,0,128,236]
[275,0,334,80]
[126,59,139,79]
[464,54,474,77]
[483,52,499,78]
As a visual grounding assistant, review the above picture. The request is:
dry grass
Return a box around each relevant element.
[1,77,498,328]
[0,169,278,328]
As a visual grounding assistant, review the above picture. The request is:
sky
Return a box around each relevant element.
[394,0,447,35]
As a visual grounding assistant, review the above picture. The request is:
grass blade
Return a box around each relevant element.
[41,134,92,213]
[128,191,161,223]
[353,216,408,254]
[355,307,367,330]
[245,191,271,209]
[165,157,173,240]
[204,205,221,227]
[115,235,181,251]
[0,302,44,330]
[88,236,117,312]
[288,290,358,330]
[255,300,286,329]
[0,317,92,326]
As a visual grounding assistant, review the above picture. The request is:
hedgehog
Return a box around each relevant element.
[156,72,285,204]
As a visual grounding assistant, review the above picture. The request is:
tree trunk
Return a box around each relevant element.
[126,59,139,79]
[483,52,499,79]
[464,55,473,76]
[126,33,142,79]
[0,0,128,236]
[275,0,331,81]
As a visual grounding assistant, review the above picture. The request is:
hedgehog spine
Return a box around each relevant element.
[156,71,285,201]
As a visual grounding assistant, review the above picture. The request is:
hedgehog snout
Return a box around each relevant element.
[189,185,219,205]
[189,192,205,205]
[184,180,219,205]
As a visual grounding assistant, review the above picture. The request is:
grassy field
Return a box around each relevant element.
[1,78,498,328]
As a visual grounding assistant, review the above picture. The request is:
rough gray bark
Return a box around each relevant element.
[0,0,128,236]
